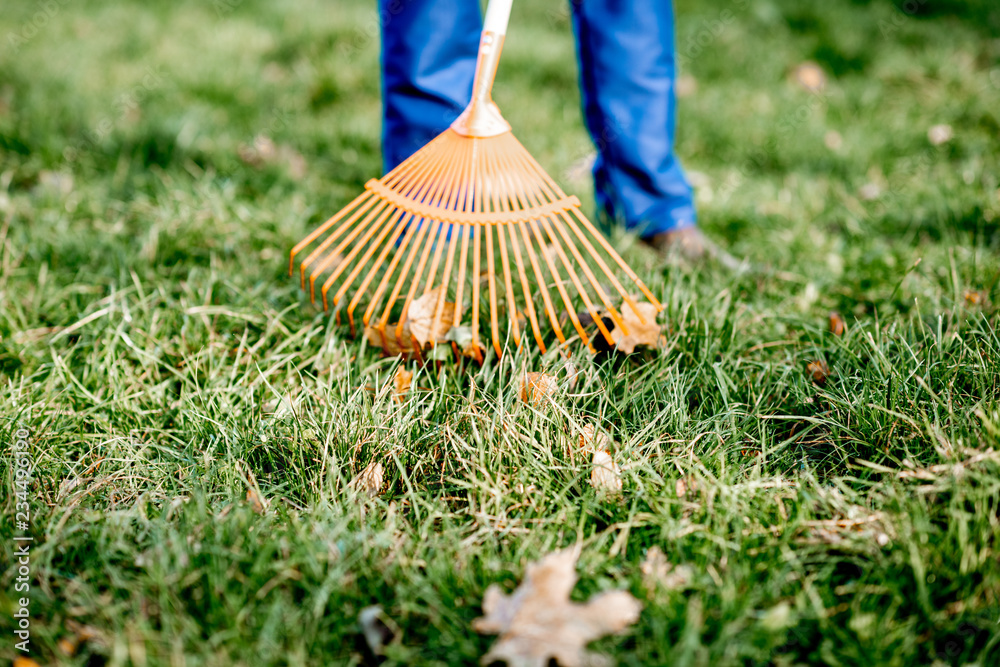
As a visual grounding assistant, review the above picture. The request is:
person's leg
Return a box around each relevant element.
[379,0,481,173]
[569,0,695,238]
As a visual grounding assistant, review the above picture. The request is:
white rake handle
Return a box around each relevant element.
[483,0,513,35]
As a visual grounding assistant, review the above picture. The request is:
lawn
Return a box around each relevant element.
[1,0,1000,665]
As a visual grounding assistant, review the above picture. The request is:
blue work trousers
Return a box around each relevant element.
[378,0,695,237]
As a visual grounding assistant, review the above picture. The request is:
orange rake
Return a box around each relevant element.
[290,0,661,360]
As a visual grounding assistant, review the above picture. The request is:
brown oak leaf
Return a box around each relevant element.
[609,301,661,354]
[473,548,641,667]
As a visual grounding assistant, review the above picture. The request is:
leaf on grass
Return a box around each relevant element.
[364,321,417,356]
[640,546,693,594]
[964,289,984,307]
[520,372,558,407]
[577,424,612,455]
[473,548,641,667]
[675,475,698,499]
[14,658,41,667]
[927,124,953,146]
[806,360,831,386]
[246,487,266,514]
[352,460,384,498]
[791,61,826,92]
[392,368,412,403]
[828,311,846,336]
[59,623,99,656]
[590,450,622,496]
[408,286,457,347]
[609,301,661,354]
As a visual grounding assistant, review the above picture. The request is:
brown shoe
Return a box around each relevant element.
[641,227,742,270]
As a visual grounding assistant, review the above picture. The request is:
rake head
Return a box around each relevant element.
[290,20,662,360]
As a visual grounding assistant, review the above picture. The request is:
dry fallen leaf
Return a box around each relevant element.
[352,460,383,498]
[792,61,827,92]
[590,450,622,496]
[964,289,984,307]
[246,487,266,514]
[609,301,661,354]
[927,124,953,146]
[640,546,694,594]
[392,367,412,403]
[474,548,641,667]
[408,286,457,347]
[828,311,846,336]
[520,372,558,406]
[364,321,418,356]
[675,475,698,499]
[578,424,613,455]
[807,359,831,386]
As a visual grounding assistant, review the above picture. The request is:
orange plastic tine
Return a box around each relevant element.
[343,209,412,331]
[309,131,453,299]
[481,137,525,348]
[469,140,485,353]
[493,140,587,349]
[308,199,389,299]
[392,140,470,344]
[500,162,567,346]
[424,136,474,292]
[326,139,459,314]
[480,145,504,356]
[452,133,477,330]
[300,195,382,287]
[427,139,476,345]
[368,134,463,330]
[292,139,434,276]
[324,205,407,311]
[505,151,622,343]
[361,211,421,330]
[523,147,661,315]
[290,189,374,277]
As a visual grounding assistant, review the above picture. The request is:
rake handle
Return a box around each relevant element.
[483,0,513,35]
[451,0,513,137]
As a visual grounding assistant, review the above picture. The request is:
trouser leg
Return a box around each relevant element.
[569,0,695,236]
[379,0,481,173]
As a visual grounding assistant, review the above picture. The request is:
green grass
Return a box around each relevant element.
[2,0,1000,665]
